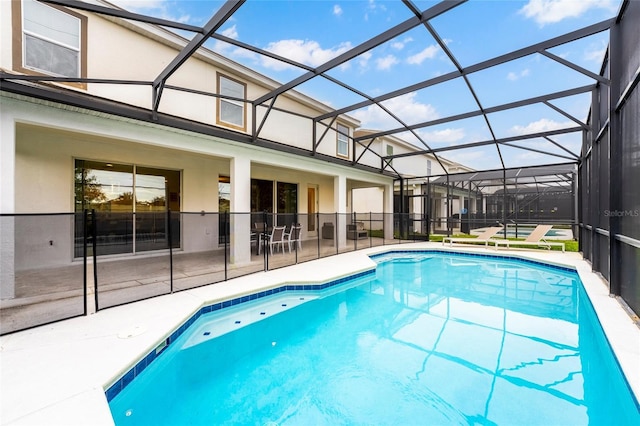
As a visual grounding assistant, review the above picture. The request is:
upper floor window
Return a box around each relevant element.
[337,124,349,158]
[386,144,394,167]
[17,0,85,79]
[427,159,432,176]
[217,74,246,130]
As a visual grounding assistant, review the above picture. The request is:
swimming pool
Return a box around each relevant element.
[108,251,639,425]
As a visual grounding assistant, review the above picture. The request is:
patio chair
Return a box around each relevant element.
[259,225,286,255]
[254,222,268,255]
[442,226,503,247]
[284,224,302,252]
[493,224,565,252]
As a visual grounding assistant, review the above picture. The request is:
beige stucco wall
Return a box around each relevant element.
[2,1,351,146]
[3,87,392,270]
[354,136,448,176]
[352,187,384,213]
[14,123,229,267]
[15,124,226,213]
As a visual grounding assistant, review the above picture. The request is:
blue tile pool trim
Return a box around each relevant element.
[369,249,577,273]
[106,250,577,402]
[105,268,375,402]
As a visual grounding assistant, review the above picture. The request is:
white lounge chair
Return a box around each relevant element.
[442,226,503,247]
[494,224,565,252]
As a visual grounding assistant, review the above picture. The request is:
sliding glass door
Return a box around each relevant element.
[277,181,297,227]
[250,179,297,227]
[74,160,180,257]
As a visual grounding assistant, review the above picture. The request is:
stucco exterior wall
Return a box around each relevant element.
[354,136,450,176]
[3,1,350,148]
[0,1,12,68]
[3,95,392,268]
[15,124,226,213]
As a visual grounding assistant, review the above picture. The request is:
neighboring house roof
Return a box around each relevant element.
[355,129,475,174]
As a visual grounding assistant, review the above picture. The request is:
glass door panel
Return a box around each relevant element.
[135,167,180,252]
[219,176,230,244]
[277,182,297,228]
[75,161,181,257]
[251,179,274,227]
[75,160,134,256]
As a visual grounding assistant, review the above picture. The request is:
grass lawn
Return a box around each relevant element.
[429,234,578,252]
[367,230,578,252]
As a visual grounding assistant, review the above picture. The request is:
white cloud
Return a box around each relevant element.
[110,0,166,10]
[507,68,530,81]
[584,40,607,62]
[510,118,574,135]
[211,24,240,53]
[445,150,497,168]
[418,128,466,144]
[220,25,238,39]
[358,51,372,68]
[229,47,258,61]
[406,45,440,65]
[261,40,352,71]
[519,0,616,26]
[110,0,191,23]
[376,55,399,71]
[390,37,414,50]
[333,5,343,17]
[352,92,438,129]
[364,0,387,21]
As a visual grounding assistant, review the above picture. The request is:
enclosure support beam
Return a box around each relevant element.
[539,50,610,85]
[354,85,594,143]
[589,87,600,274]
[151,0,244,118]
[317,19,612,122]
[42,0,203,32]
[608,20,623,296]
[254,0,466,106]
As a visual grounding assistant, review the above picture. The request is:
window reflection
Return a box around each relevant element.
[74,160,180,256]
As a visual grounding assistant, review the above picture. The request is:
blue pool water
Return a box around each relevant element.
[109,252,639,425]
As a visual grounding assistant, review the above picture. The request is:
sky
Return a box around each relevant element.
[108,0,621,172]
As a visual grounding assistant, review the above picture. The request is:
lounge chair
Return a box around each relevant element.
[258,225,286,255]
[494,224,565,252]
[347,222,367,240]
[284,224,302,252]
[442,226,503,247]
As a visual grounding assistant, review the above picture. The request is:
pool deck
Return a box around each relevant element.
[1,242,638,425]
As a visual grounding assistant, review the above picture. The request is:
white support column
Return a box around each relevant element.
[0,111,16,298]
[229,156,251,264]
[334,175,347,248]
[384,182,394,240]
